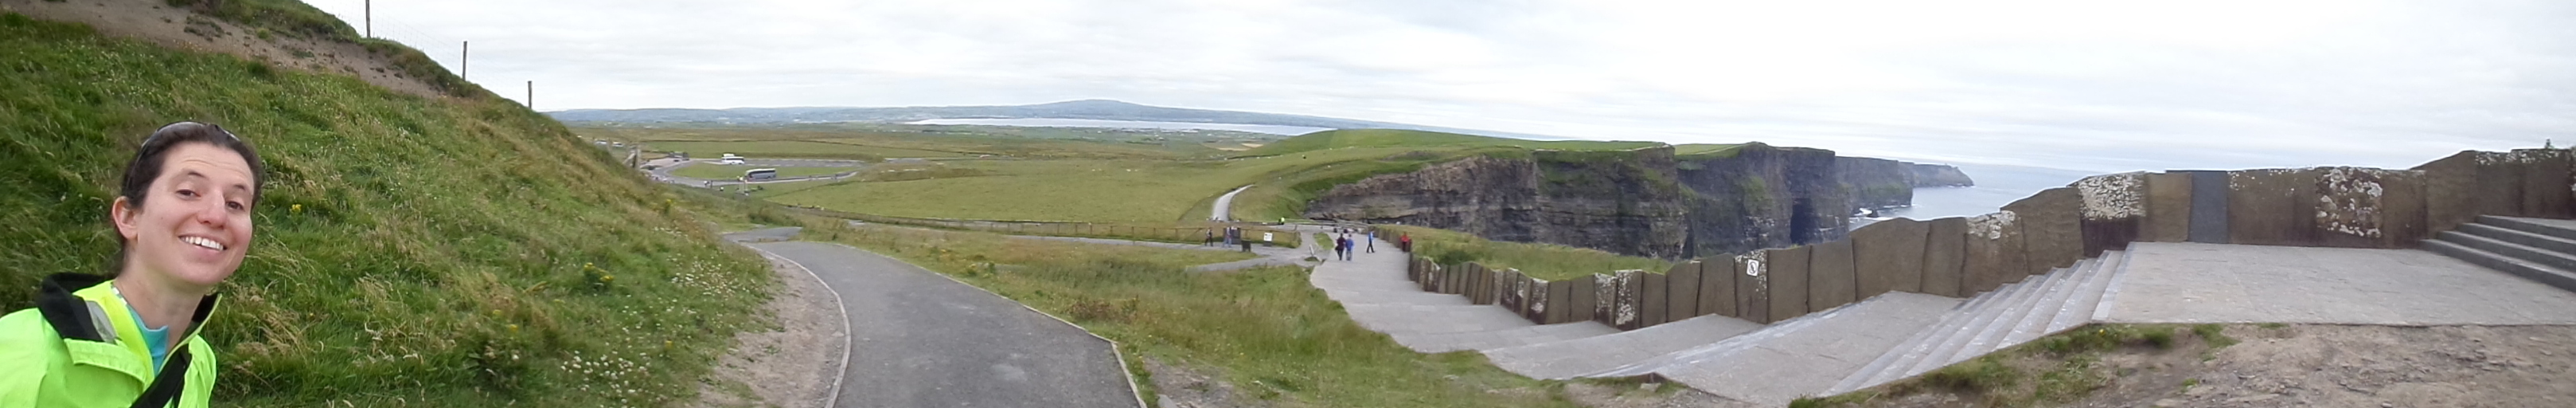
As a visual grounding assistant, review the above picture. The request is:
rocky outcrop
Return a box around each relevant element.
[1840,157,1916,210]
[1911,163,1976,187]
[1306,143,1971,259]
[1305,147,1692,258]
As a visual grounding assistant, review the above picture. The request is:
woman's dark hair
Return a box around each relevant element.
[109,122,267,275]
[120,122,267,209]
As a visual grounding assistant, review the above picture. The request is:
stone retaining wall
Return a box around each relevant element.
[1402,148,2576,329]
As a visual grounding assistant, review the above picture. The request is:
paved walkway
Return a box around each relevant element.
[744,239,1141,408]
[1209,185,1252,222]
[2102,242,2576,325]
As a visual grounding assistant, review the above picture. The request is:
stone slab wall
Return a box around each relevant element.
[1400,148,2574,332]
[1852,218,1929,300]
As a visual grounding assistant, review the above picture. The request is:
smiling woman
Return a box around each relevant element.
[0,122,267,408]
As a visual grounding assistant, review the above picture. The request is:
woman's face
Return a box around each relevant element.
[113,143,257,289]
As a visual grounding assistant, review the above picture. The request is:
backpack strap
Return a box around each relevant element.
[128,346,189,408]
[31,273,198,407]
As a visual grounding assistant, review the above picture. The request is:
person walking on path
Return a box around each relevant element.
[1365,230,1376,253]
[1334,236,1350,261]
[1,123,267,408]
[1399,233,1412,253]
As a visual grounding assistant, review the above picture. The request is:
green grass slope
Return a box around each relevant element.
[1240,129,1664,157]
[0,13,771,406]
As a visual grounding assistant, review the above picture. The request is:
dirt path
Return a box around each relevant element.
[693,237,849,408]
[2,0,446,99]
[1826,324,2576,408]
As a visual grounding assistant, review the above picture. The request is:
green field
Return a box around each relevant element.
[808,221,1581,408]
[1241,129,1662,157]
[668,163,857,179]
[646,139,969,160]
[576,124,1259,160]
[0,11,771,406]
[766,147,1467,222]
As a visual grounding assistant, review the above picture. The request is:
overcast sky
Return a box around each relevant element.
[307,0,2576,171]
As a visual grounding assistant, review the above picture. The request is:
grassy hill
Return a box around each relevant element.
[0,11,771,407]
[1240,128,1663,157]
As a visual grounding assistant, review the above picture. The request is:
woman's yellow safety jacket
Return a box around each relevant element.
[0,273,219,408]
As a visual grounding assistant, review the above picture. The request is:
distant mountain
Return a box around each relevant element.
[545,100,1566,139]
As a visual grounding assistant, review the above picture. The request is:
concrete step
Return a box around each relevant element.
[1940,267,2068,370]
[1846,280,2027,390]
[2424,239,2576,294]
[1892,277,2039,380]
[2048,250,2127,334]
[2478,215,2576,241]
[2002,259,2098,346]
[2090,249,2142,322]
[1584,292,1964,406]
[1392,320,1621,353]
[1481,314,1764,380]
[2437,230,2576,273]
[2458,223,2576,257]
[1825,288,1995,394]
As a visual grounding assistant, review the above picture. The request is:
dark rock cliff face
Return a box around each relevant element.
[1840,157,1915,210]
[1676,144,1850,258]
[1304,143,1972,259]
[1303,148,1691,258]
[1843,158,1981,210]
[1911,163,1976,186]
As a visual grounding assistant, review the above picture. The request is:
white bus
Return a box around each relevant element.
[744,168,779,181]
[718,153,746,165]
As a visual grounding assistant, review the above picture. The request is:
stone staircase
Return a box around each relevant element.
[1483,251,2133,406]
[2422,215,2576,292]
[1820,249,2130,396]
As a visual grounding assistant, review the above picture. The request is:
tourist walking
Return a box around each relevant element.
[1365,230,1376,253]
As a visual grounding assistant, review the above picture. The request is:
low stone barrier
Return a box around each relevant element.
[1398,148,2576,330]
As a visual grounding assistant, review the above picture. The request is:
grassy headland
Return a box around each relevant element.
[1382,226,1672,281]
[0,13,770,406]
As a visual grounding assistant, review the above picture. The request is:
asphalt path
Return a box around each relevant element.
[745,239,1142,408]
[1209,185,1252,222]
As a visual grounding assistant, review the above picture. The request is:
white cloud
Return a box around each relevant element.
[303,0,2576,171]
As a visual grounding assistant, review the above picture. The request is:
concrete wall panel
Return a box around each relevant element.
[2519,149,2574,218]
[1767,245,1813,322]
[2474,152,2525,217]
[2006,187,2084,275]
[1617,270,1645,329]
[1921,217,1969,297]
[1735,255,1770,323]
[1698,258,1738,317]
[1641,271,1670,327]
[1665,261,1704,322]
[1809,239,1859,309]
[1548,280,1576,324]
[1852,218,1930,299]
[2186,171,2233,243]
[2228,168,2324,246]
[1963,211,2027,293]
[2077,173,2147,257]
[2143,172,2194,242]
[2412,152,2482,237]
[1570,276,1598,323]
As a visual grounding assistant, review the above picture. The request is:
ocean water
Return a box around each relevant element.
[1869,163,2103,222]
[906,118,1332,135]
